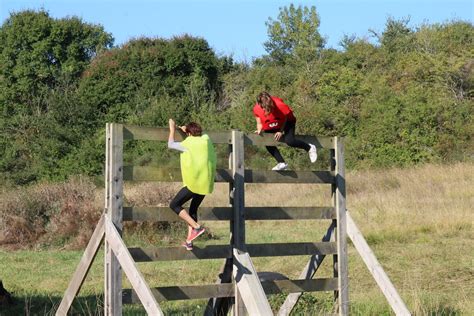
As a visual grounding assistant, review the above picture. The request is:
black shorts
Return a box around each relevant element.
[169,187,205,222]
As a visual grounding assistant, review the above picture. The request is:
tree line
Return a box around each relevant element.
[0,6,472,185]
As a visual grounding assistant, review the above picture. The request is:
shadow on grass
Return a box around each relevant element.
[0,294,213,315]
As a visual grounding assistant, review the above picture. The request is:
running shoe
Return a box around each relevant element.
[272,162,289,171]
[309,144,317,163]
[181,241,193,251]
[188,226,206,242]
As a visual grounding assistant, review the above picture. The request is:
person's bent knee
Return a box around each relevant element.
[285,138,297,147]
[169,201,183,215]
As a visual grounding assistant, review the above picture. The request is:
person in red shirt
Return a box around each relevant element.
[253,91,317,170]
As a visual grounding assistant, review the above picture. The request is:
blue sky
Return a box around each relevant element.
[1,0,472,62]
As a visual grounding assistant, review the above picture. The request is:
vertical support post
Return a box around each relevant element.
[205,143,235,316]
[104,123,124,316]
[334,137,349,315]
[232,130,246,316]
[330,145,339,307]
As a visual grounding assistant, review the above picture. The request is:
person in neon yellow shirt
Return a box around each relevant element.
[168,118,216,250]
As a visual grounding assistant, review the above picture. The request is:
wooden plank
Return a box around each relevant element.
[232,130,245,250]
[105,123,124,316]
[103,124,111,316]
[123,166,334,184]
[232,130,246,315]
[244,170,335,184]
[105,216,163,315]
[122,125,232,144]
[122,166,233,182]
[122,206,336,222]
[233,250,273,315]
[244,133,334,149]
[347,212,411,316]
[55,214,105,316]
[334,137,349,316]
[205,144,235,316]
[277,221,336,316]
[129,242,337,262]
[122,278,338,303]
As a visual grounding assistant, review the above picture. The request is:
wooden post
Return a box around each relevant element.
[334,137,349,315]
[205,143,235,316]
[232,130,246,315]
[104,123,124,316]
[231,131,272,316]
[330,145,339,309]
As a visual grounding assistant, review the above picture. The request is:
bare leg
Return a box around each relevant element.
[178,209,200,229]
[186,225,193,240]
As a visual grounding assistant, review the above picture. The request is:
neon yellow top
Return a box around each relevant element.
[180,134,217,195]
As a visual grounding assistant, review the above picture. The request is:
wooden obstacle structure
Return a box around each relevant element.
[56,123,411,316]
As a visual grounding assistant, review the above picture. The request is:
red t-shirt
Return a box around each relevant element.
[253,96,296,131]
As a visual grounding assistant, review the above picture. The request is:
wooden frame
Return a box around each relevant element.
[56,125,410,316]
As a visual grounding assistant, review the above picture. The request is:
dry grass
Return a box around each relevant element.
[0,177,103,249]
[118,162,474,314]
[0,162,472,314]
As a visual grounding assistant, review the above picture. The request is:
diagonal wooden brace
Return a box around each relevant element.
[233,249,273,316]
[56,213,105,316]
[104,215,164,316]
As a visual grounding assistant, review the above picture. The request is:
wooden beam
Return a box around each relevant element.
[334,137,349,315]
[244,133,334,149]
[123,125,232,144]
[277,221,336,316]
[122,206,336,222]
[55,214,105,316]
[104,123,123,316]
[129,242,337,262]
[232,130,245,250]
[123,166,335,184]
[122,278,338,303]
[104,216,163,315]
[232,130,246,315]
[346,212,411,316]
[245,170,335,184]
[122,125,333,148]
[233,250,273,315]
[205,143,235,316]
[122,166,233,182]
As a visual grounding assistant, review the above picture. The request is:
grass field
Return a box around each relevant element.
[0,163,473,315]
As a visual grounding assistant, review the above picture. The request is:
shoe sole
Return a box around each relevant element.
[181,243,193,251]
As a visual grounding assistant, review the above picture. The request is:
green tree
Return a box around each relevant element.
[264,4,324,64]
[0,10,113,184]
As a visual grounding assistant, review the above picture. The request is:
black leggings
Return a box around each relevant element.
[265,120,310,163]
[169,187,205,222]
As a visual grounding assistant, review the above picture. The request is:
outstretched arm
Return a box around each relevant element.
[255,117,263,135]
[168,118,176,142]
[168,119,187,152]
[274,117,287,141]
